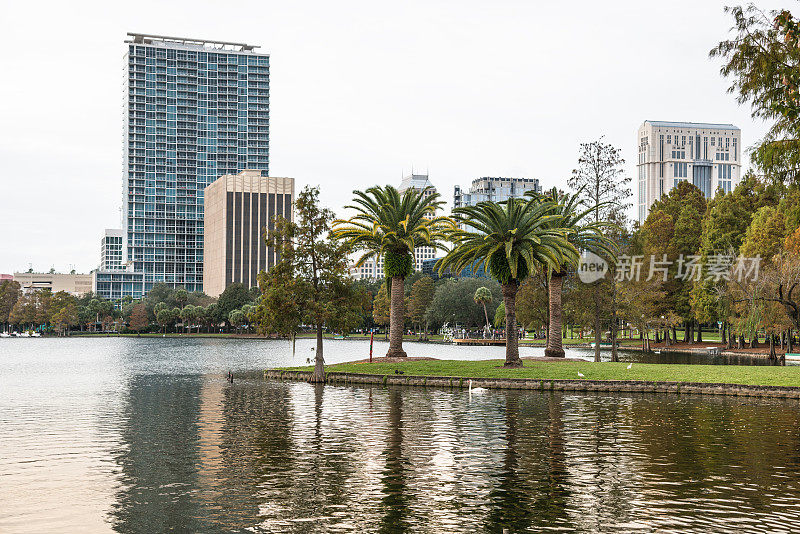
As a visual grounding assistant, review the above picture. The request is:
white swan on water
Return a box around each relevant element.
[469,380,487,395]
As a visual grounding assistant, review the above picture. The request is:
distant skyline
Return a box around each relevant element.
[0,0,778,273]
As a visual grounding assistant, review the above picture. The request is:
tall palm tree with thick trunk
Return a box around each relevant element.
[439,198,576,367]
[333,185,450,358]
[528,188,617,358]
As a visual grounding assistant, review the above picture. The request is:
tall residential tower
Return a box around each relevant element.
[398,174,438,272]
[97,33,270,299]
[637,121,741,222]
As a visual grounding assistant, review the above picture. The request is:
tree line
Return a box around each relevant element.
[0,280,261,336]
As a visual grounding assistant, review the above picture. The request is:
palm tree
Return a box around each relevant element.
[333,185,450,358]
[474,286,493,336]
[438,198,576,367]
[528,188,617,358]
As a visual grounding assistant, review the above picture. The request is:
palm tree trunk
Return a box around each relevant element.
[482,302,490,332]
[502,281,521,367]
[387,275,407,358]
[545,272,565,358]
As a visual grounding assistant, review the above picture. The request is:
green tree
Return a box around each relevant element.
[425,278,502,330]
[174,288,189,308]
[333,185,450,358]
[408,276,435,337]
[49,291,78,336]
[216,283,253,327]
[205,303,218,333]
[228,309,246,332]
[568,138,630,361]
[494,301,506,328]
[740,205,787,264]
[253,271,304,349]
[156,308,173,333]
[9,293,37,329]
[439,198,576,367]
[0,280,22,329]
[641,181,707,341]
[372,283,390,338]
[180,305,196,333]
[258,186,365,381]
[514,276,548,334]
[473,286,493,334]
[711,5,800,184]
[128,303,148,334]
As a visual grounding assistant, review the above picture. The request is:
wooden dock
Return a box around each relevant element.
[453,339,506,346]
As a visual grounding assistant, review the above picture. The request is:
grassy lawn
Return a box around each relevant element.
[283,359,800,388]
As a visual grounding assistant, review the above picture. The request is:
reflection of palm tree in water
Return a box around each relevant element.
[378,387,410,534]
[536,392,570,525]
[485,391,571,532]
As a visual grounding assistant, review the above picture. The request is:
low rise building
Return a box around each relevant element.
[203,170,294,298]
[13,272,92,296]
[92,268,145,301]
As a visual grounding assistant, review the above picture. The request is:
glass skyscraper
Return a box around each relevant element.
[121,33,269,294]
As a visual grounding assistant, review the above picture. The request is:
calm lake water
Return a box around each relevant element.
[2,337,800,533]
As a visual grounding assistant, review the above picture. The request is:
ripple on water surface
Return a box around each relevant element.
[1,337,800,533]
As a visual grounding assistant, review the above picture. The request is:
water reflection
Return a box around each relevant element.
[3,339,800,533]
[100,380,800,533]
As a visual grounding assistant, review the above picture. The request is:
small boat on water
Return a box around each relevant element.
[0,332,10,338]
[786,353,800,362]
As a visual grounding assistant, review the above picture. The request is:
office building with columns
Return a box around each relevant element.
[637,120,741,222]
[203,170,293,298]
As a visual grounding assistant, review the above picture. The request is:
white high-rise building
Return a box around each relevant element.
[100,229,124,271]
[453,176,541,209]
[397,174,438,272]
[637,121,742,223]
[348,257,384,281]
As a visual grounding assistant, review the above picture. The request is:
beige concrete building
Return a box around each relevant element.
[203,170,294,298]
[637,121,742,222]
[13,272,92,296]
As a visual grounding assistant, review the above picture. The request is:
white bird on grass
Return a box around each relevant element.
[627,363,633,370]
[577,371,585,378]
[469,380,488,395]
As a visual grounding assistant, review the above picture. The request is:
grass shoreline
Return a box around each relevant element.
[277,358,800,389]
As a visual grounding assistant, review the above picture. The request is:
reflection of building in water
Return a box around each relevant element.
[110,375,206,532]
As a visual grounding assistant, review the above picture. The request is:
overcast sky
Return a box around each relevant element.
[0,0,778,274]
